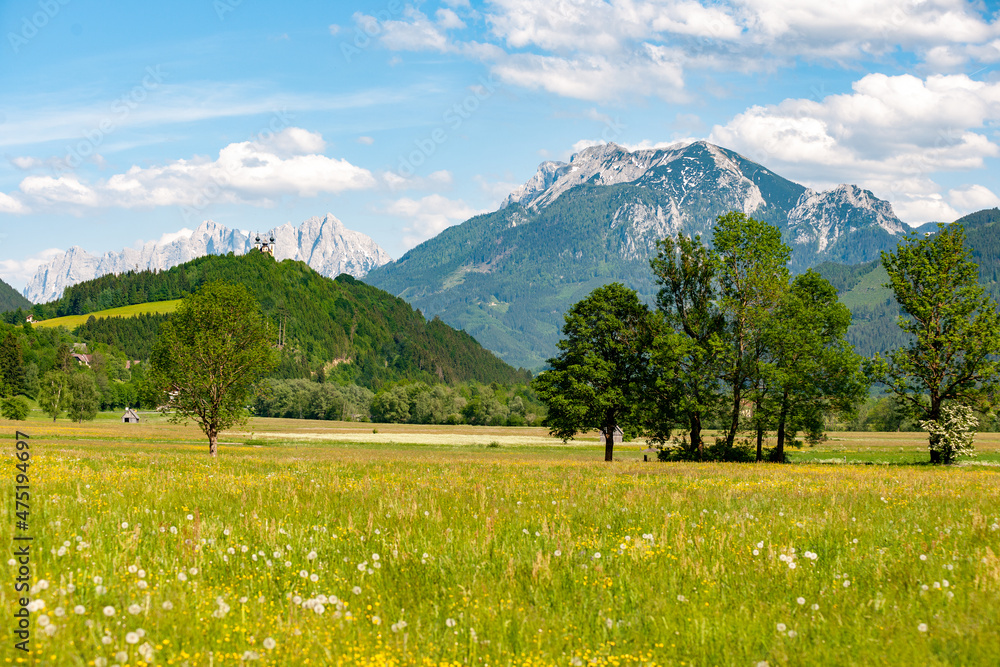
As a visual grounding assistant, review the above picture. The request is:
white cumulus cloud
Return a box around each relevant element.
[385,194,485,248]
[15,128,375,210]
[708,72,1000,223]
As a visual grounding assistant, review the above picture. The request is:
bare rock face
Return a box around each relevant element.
[23,214,391,303]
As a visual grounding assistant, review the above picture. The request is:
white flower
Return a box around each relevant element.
[446,618,457,627]
[372,553,379,561]
[307,551,317,560]
[310,573,319,582]
[121,522,129,529]
[74,605,86,615]
[843,580,851,588]
[372,615,381,625]
[187,514,194,520]
[128,565,138,574]
[796,597,806,605]
[787,630,797,638]
[37,615,50,628]
[918,623,928,632]
[811,604,819,611]
[776,623,786,632]
[116,651,128,662]
[263,637,276,650]
[593,552,601,559]
[101,635,112,645]
[352,586,362,595]
[103,606,115,617]
[554,550,562,556]
[189,568,198,575]
[128,604,142,615]
[125,632,139,644]
[95,658,107,667]
[162,601,174,610]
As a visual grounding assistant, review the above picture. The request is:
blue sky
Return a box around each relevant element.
[2,0,1000,289]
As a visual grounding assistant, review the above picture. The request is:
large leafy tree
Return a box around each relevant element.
[870,224,1000,463]
[648,233,725,459]
[67,372,100,423]
[149,281,277,456]
[533,283,653,462]
[758,270,868,460]
[713,212,791,449]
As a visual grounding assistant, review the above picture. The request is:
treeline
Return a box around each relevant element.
[75,313,170,360]
[537,213,868,463]
[253,379,544,426]
[0,321,147,420]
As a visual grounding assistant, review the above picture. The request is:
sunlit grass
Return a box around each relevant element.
[1,417,998,665]
[31,300,181,330]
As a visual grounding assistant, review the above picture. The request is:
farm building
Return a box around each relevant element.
[603,425,623,444]
[122,408,140,423]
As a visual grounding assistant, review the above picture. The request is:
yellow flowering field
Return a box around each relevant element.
[2,417,999,666]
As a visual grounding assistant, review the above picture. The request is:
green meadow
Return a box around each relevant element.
[2,413,998,666]
[31,301,182,330]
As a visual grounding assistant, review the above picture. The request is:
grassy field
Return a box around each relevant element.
[1,414,999,666]
[32,301,181,330]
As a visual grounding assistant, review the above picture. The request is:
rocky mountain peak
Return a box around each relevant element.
[22,215,391,303]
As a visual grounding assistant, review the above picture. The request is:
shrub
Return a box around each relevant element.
[1,396,29,421]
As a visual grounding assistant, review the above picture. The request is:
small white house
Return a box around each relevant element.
[122,408,140,424]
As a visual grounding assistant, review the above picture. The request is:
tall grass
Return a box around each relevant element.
[1,418,998,665]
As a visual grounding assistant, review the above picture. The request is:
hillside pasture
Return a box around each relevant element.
[1,415,998,666]
[31,300,181,330]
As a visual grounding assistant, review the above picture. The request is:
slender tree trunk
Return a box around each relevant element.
[208,432,218,457]
[604,425,614,462]
[727,384,742,448]
[776,391,789,463]
[756,422,763,462]
[928,395,941,464]
[690,413,703,461]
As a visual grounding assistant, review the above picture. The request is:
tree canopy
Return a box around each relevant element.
[870,224,1000,463]
[533,283,653,461]
[149,281,277,456]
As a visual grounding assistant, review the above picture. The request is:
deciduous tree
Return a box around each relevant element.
[533,283,653,461]
[38,370,71,421]
[712,212,790,449]
[149,281,277,456]
[758,270,868,460]
[870,224,1000,463]
[648,233,725,459]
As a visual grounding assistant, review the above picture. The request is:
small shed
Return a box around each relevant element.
[602,425,624,444]
[122,408,140,424]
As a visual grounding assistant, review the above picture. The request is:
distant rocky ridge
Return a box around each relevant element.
[23,214,391,303]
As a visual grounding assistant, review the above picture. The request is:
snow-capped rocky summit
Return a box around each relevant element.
[503,141,769,214]
[23,214,391,303]
[787,184,905,254]
[499,140,907,269]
